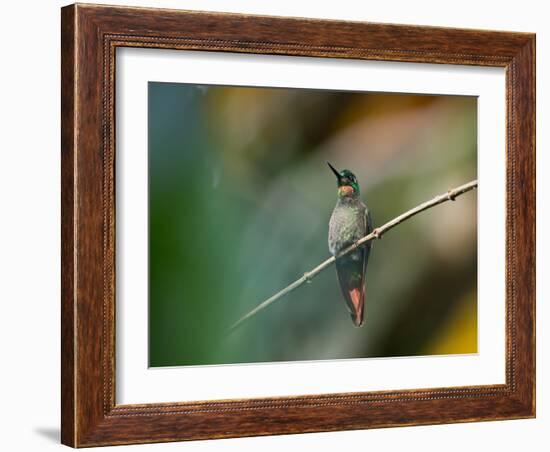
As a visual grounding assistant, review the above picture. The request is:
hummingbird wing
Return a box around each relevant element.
[335,207,372,327]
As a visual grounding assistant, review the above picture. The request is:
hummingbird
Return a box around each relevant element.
[327,162,372,327]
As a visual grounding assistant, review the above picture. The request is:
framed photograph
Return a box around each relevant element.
[61,3,535,447]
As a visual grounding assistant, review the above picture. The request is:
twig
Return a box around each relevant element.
[228,179,478,333]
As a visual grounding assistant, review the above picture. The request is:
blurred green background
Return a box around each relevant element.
[148,82,477,367]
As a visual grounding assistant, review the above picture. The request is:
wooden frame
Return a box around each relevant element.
[61,3,535,447]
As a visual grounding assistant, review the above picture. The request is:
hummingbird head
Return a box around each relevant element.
[327,162,360,197]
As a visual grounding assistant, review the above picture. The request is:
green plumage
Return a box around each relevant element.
[327,163,372,326]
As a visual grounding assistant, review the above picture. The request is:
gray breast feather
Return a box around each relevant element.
[328,202,367,256]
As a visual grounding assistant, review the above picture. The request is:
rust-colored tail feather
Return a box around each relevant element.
[348,287,365,327]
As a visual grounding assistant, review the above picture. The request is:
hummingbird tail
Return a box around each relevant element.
[348,287,365,327]
[335,254,367,327]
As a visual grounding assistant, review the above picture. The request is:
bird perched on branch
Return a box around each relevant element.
[327,162,372,327]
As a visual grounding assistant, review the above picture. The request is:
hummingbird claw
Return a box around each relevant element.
[373,228,382,239]
[447,190,457,201]
[303,272,312,283]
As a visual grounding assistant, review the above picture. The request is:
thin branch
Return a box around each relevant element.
[228,179,478,333]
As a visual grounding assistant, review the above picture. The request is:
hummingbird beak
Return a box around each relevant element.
[327,162,341,181]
